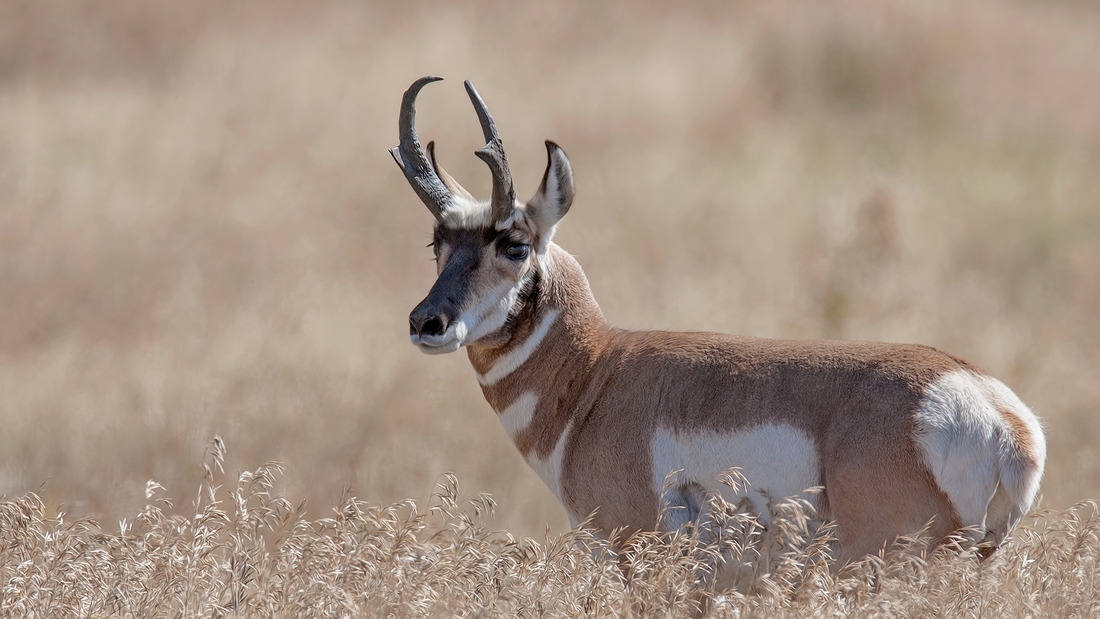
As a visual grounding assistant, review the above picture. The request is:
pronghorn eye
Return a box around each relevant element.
[504,244,530,261]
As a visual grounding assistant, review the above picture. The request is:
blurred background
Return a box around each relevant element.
[1,0,1097,536]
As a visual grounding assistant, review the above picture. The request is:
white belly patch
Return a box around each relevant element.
[650,423,820,525]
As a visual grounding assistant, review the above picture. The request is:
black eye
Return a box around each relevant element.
[504,244,530,260]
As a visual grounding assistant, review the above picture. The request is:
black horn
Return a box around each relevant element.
[464,80,516,224]
[390,76,452,220]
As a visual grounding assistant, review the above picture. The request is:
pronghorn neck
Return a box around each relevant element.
[465,243,607,494]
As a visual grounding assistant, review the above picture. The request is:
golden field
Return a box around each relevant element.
[1,1,1099,614]
[2,445,1098,616]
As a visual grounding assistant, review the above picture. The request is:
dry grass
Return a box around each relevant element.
[2,439,1098,618]
[1,0,1099,613]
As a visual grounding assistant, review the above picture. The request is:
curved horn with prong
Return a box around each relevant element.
[390,76,451,220]
[464,80,516,224]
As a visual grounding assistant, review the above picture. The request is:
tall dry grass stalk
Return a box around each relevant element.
[1,440,1097,618]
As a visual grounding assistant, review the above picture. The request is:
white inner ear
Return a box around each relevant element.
[528,181,564,241]
[542,164,560,213]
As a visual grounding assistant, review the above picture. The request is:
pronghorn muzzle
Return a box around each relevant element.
[408,240,480,353]
[408,293,460,352]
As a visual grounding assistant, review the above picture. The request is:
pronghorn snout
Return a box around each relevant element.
[409,307,448,338]
[408,292,464,354]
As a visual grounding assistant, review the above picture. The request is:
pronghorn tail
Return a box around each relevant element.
[915,371,1046,550]
[985,381,1046,547]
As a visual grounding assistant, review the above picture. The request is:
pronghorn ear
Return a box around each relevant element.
[525,141,574,238]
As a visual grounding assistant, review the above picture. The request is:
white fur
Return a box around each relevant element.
[913,370,1044,535]
[650,423,820,525]
[526,420,573,502]
[411,333,462,354]
[477,309,561,386]
[542,157,561,209]
[453,272,532,348]
[975,374,1046,505]
[440,197,493,229]
[440,196,525,230]
[493,207,524,232]
[496,391,539,440]
[492,389,573,508]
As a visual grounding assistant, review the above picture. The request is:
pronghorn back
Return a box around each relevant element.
[392,76,1046,561]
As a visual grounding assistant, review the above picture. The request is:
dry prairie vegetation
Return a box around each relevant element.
[2,439,1099,617]
[1,0,1099,614]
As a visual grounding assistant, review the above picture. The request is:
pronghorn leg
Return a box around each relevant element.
[980,481,1016,552]
[567,513,581,530]
[657,483,735,592]
[658,481,706,533]
[687,489,761,595]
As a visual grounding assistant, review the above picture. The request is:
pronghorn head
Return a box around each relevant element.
[392,76,575,354]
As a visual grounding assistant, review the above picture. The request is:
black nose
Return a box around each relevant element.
[410,310,448,338]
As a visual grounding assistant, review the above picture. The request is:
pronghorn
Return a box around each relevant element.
[391,76,1045,560]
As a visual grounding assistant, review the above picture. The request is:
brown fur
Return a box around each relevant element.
[997,403,1040,463]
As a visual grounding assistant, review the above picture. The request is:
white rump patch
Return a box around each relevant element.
[650,423,820,525]
[496,391,539,441]
[477,309,560,386]
[913,370,1044,535]
[975,374,1047,474]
